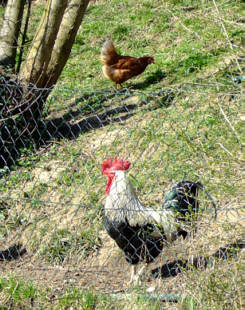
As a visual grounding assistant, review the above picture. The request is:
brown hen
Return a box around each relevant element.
[100,40,154,88]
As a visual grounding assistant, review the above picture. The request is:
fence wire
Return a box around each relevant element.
[0,78,244,307]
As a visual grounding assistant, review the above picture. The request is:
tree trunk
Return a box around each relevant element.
[43,0,90,88]
[0,0,91,168]
[0,0,25,70]
[20,0,68,87]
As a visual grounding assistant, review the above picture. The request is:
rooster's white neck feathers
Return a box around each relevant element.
[105,171,145,225]
[105,171,178,239]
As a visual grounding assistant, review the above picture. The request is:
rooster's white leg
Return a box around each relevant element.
[128,264,147,286]
[146,273,162,293]
[129,265,137,284]
[137,264,147,280]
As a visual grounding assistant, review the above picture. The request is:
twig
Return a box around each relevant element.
[166,8,201,40]
[216,143,233,157]
[109,292,180,303]
[212,0,242,74]
[218,103,240,142]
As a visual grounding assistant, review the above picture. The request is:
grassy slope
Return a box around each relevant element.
[0,0,244,309]
[62,0,244,89]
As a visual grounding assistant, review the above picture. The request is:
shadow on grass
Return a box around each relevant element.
[1,85,175,170]
[151,241,245,279]
[0,89,138,169]
[132,69,166,90]
[39,83,176,142]
[0,243,27,261]
[38,102,137,143]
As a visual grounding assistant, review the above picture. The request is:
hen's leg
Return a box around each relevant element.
[114,83,122,90]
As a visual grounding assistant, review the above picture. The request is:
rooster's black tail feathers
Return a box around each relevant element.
[163,180,217,220]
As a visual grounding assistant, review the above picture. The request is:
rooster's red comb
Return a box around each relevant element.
[101,157,131,174]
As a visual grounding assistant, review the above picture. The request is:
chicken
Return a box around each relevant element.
[101,157,215,285]
[100,40,154,88]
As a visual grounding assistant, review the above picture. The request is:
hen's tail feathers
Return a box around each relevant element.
[100,40,118,65]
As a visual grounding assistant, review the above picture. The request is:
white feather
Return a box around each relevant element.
[105,170,178,241]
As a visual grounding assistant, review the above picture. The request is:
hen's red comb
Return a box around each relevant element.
[101,157,131,174]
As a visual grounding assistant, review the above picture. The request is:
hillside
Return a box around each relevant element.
[0,0,244,309]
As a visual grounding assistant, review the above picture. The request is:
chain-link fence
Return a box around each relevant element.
[0,77,244,307]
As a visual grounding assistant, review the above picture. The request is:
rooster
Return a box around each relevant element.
[101,157,214,284]
[100,40,154,88]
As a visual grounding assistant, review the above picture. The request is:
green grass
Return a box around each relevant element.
[52,0,244,90]
[0,276,168,309]
[181,258,244,310]
[0,276,104,310]
[0,257,243,310]
[0,0,244,309]
[0,276,38,310]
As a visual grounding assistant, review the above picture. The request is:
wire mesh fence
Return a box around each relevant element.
[0,77,244,307]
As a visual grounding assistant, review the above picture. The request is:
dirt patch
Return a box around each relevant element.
[0,202,243,295]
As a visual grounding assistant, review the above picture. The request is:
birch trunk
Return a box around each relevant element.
[1,0,91,168]
[0,0,25,70]
[20,0,68,86]
[43,0,90,88]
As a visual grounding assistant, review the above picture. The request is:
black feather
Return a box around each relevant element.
[163,180,203,219]
[163,180,203,238]
[103,176,215,270]
[103,214,166,265]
